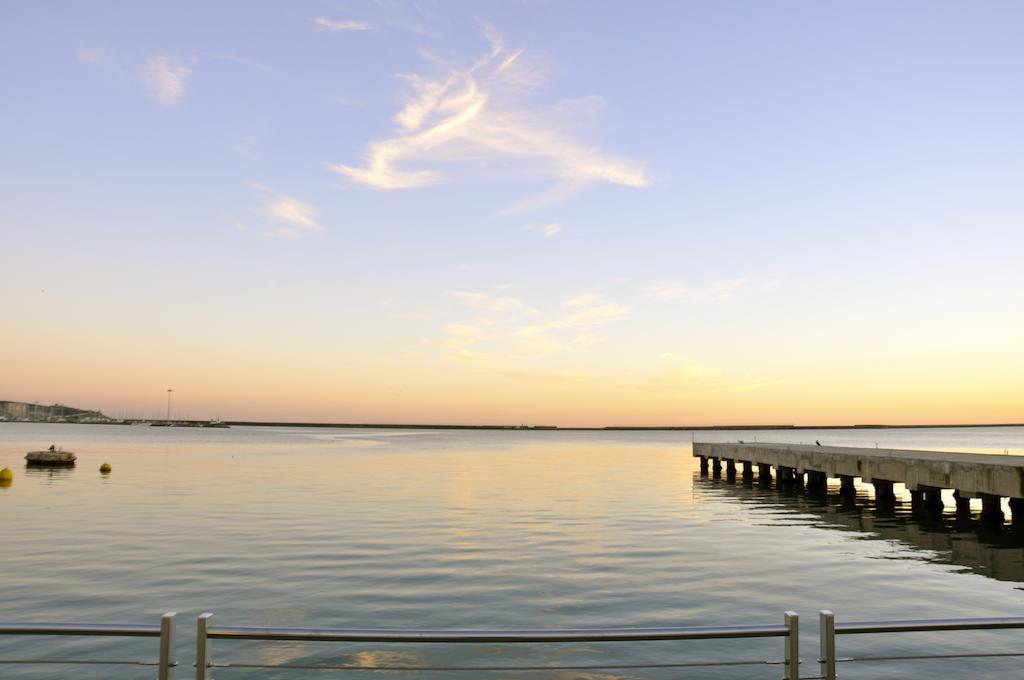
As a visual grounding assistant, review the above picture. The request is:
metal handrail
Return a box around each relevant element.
[0,613,176,680]
[197,611,800,679]
[819,610,1024,680]
[835,616,1024,634]
[8,608,1024,679]
[0,622,161,636]
[206,623,790,642]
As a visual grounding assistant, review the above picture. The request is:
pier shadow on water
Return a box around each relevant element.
[695,469,1024,587]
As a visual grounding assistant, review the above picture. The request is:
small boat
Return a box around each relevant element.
[26,447,77,467]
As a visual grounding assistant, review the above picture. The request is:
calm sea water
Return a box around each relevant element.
[3,424,1024,679]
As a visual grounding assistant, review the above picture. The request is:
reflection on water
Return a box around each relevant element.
[22,466,77,482]
[695,472,1024,586]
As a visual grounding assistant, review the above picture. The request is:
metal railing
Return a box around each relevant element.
[818,610,1024,680]
[196,611,800,679]
[5,609,1023,679]
[0,612,176,679]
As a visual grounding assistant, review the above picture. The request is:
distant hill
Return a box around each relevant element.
[0,400,113,423]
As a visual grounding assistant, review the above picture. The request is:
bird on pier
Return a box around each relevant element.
[815,440,821,446]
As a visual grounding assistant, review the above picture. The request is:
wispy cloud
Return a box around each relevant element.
[250,184,323,239]
[443,323,485,340]
[563,293,598,307]
[640,354,723,393]
[497,369,597,385]
[527,222,562,237]
[141,55,191,107]
[643,278,748,302]
[267,198,319,235]
[332,26,647,210]
[448,290,525,314]
[438,288,628,362]
[516,303,627,337]
[734,379,783,393]
[313,17,370,32]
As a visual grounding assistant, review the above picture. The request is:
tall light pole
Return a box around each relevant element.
[166,389,173,425]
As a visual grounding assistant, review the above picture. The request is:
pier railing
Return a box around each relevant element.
[0,612,175,679]
[196,611,800,679]
[818,610,1024,679]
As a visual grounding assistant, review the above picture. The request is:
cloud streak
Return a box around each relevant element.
[436,289,628,365]
[267,197,320,235]
[314,17,370,31]
[639,354,723,394]
[250,184,322,239]
[527,222,562,237]
[448,290,525,314]
[141,55,191,107]
[332,28,647,209]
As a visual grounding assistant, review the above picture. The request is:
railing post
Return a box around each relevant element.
[196,613,213,680]
[784,610,799,680]
[819,610,836,680]
[158,612,176,680]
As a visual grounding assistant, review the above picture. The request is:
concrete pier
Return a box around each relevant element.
[695,442,1024,524]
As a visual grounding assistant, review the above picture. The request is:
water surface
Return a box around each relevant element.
[2,424,1024,678]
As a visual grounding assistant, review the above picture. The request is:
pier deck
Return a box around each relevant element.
[693,442,1024,521]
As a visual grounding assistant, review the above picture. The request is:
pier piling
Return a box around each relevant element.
[872,480,896,504]
[923,488,944,514]
[838,475,856,497]
[806,470,827,493]
[909,489,923,513]
[1010,498,1024,525]
[981,495,1004,524]
[742,460,754,481]
[953,490,973,521]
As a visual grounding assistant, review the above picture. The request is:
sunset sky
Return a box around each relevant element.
[2,1,1022,426]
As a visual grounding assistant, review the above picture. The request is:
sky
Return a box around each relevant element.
[1,1,1022,426]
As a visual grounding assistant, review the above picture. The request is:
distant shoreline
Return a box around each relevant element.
[222,421,1024,432]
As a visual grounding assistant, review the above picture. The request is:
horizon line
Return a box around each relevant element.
[220,420,1024,432]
